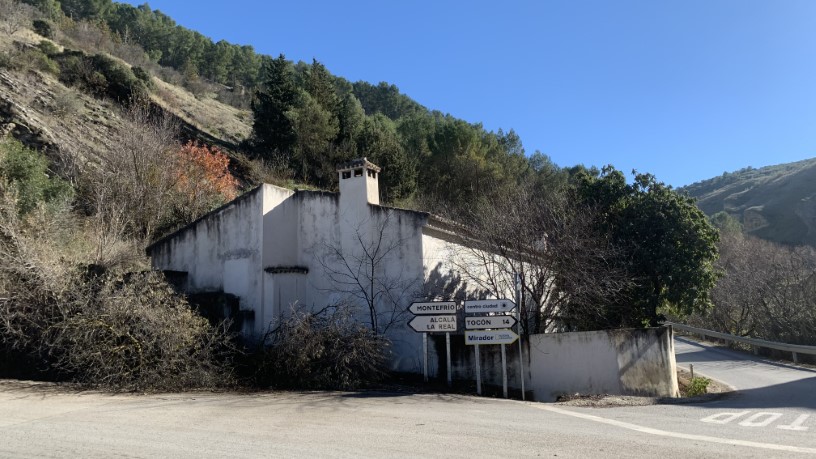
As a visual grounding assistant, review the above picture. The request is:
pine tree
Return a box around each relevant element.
[252,54,299,158]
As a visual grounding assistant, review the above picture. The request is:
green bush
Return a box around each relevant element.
[131,66,152,88]
[0,138,73,215]
[37,40,59,57]
[53,50,148,104]
[89,54,148,103]
[32,19,53,38]
[686,377,711,397]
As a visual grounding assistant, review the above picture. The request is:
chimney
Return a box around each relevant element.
[337,157,381,207]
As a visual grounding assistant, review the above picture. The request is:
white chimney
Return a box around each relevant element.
[337,157,381,207]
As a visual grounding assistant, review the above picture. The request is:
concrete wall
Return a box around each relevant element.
[148,187,266,335]
[526,327,679,401]
[442,327,678,402]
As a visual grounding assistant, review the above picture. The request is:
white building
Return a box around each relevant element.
[147,158,495,372]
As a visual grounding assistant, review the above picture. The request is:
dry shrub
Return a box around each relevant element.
[45,271,236,391]
[253,305,390,390]
[0,0,35,36]
[0,187,235,391]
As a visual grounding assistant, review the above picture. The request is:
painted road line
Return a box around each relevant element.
[532,404,816,455]
[702,411,811,431]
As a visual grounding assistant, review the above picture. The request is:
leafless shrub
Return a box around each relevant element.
[49,87,84,118]
[0,0,35,36]
[45,271,236,391]
[253,304,390,390]
[75,103,180,241]
[0,190,236,390]
[688,231,816,345]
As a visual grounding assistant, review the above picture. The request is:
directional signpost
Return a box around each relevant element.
[465,315,517,330]
[464,329,519,345]
[409,301,456,315]
[409,315,457,332]
[464,299,516,314]
[408,301,458,385]
[464,298,517,398]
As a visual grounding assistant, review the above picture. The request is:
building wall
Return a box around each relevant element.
[148,187,266,335]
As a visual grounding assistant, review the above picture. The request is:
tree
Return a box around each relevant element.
[172,141,239,224]
[317,210,415,335]
[575,167,720,328]
[358,114,416,203]
[689,231,816,345]
[306,59,338,116]
[252,54,298,158]
[448,185,629,335]
[288,90,338,186]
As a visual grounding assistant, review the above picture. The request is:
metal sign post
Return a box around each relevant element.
[409,301,458,385]
[422,333,428,382]
[501,343,508,398]
[446,332,452,387]
[515,273,526,401]
[474,344,482,395]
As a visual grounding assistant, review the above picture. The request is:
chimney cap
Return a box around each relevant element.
[336,157,381,173]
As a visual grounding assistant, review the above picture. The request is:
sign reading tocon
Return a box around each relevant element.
[465,315,517,330]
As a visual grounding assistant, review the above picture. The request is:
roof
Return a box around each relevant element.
[336,157,381,173]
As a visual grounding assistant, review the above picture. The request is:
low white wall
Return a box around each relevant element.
[526,327,679,401]
[445,326,678,401]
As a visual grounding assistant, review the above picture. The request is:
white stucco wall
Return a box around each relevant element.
[525,327,679,401]
[148,187,266,335]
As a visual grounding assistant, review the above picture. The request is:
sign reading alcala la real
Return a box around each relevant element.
[409,315,457,332]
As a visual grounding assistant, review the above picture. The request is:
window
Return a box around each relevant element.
[342,171,351,179]
[367,169,377,178]
[354,168,363,177]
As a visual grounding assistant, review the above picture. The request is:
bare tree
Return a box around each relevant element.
[0,0,35,36]
[694,231,816,345]
[446,186,629,335]
[73,103,180,244]
[317,209,416,335]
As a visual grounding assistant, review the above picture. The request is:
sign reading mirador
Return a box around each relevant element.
[465,329,519,345]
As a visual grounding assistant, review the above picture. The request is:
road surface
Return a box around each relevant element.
[1,337,814,458]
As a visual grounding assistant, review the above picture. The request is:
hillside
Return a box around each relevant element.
[680,158,816,246]
[0,25,251,160]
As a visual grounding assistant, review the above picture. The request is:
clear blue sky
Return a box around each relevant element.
[122,0,816,187]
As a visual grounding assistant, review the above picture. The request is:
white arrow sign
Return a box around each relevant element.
[465,315,517,330]
[464,299,515,314]
[409,301,457,315]
[409,315,457,333]
[465,329,519,345]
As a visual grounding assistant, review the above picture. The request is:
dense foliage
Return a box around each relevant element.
[573,167,720,328]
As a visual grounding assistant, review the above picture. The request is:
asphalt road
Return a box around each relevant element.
[1,337,815,458]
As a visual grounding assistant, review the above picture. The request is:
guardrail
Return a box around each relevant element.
[667,322,816,364]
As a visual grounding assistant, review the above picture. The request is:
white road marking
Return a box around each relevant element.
[701,411,750,424]
[780,415,811,431]
[533,404,816,455]
[739,412,783,427]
